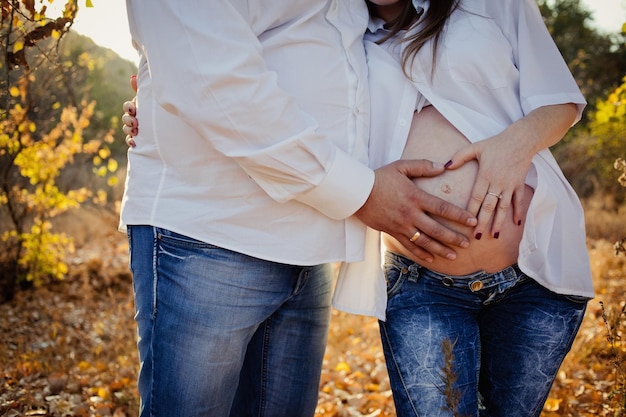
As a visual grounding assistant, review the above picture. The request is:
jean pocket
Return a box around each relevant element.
[156,228,216,250]
[384,265,408,298]
[562,294,591,305]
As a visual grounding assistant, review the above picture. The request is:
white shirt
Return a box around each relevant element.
[333,0,594,320]
[120,0,375,265]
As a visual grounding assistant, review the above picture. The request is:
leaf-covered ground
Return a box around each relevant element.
[1,210,626,416]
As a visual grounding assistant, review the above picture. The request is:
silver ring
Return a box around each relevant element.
[410,230,421,242]
[487,191,502,199]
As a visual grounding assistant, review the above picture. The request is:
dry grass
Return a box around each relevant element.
[583,196,626,242]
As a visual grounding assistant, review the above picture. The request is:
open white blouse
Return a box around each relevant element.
[333,0,594,320]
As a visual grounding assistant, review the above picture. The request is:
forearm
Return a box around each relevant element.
[505,103,578,155]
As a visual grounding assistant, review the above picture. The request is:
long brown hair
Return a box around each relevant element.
[366,0,461,77]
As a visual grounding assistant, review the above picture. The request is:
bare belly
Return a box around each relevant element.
[382,106,534,275]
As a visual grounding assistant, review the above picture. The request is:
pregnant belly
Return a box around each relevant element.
[382,106,533,275]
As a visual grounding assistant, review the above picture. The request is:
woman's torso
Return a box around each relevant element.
[382,106,534,275]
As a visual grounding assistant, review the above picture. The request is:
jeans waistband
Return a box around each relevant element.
[384,251,524,293]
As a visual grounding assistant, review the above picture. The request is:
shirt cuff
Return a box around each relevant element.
[297,149,375,220]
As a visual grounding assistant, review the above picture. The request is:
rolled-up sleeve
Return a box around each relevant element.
[513,0,586,120]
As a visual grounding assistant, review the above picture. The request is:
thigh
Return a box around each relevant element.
[381,264,482,417]
[479,278,588,417]
[232,263,333,417]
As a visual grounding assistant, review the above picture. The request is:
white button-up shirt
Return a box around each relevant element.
[120,0,374,265]
[334,0,594,320]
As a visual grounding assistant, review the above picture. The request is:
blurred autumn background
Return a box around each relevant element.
[1,0,625,416]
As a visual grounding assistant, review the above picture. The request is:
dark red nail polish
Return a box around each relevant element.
[475,232,482,240]
[517,220,522,226]
[494,232,500,239]
[444,160,453,169]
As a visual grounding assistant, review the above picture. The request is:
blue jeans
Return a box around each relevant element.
[380,251,588,417]
[127,226,333,417]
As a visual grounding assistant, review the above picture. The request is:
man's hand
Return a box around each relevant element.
[354,159,477,263]
[122,75,138,147]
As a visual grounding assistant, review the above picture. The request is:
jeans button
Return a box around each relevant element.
[470,280,484,291]
[441,277,454,286]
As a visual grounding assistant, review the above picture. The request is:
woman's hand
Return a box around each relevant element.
[443,104,578,240]
[122,75,138,147]
[444,132,531,240]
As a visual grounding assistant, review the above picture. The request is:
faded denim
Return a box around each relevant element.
[380,251,588,417]
[127,225,333,417]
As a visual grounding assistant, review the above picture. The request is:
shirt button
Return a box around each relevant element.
[470,281,484,292]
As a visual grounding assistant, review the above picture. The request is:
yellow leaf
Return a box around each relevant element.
[107,158,118,172]
[543,397,561,412]
[365,383,380,392]
[9,86,20,97]
[97,387,111,400]
[13,41,24,52]
[86,0,94,7]
[334,362,351,373]
[98,148,111,159]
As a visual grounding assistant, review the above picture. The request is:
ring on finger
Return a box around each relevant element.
[409,229,421,243]
[487,191,502,199]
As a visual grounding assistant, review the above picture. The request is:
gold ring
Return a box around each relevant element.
[487,191,502,199]
[410,230,421,242]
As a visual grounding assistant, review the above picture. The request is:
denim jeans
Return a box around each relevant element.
[379,251,588,417]
[127,225,333,417]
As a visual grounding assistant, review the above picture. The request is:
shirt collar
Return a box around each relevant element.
[366,0,429,35]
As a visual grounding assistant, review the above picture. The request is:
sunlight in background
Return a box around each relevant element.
[56,0,626,63]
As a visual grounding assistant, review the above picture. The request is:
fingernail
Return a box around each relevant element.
[460,240,469,248]
[131,75,137,80]
[517,220,522,226]
[444,160,453,169]
[132,128,138,136]
[475,232,482,240]
[432,162,444,169]
[494,232,500,239]
[445,253,456,260]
